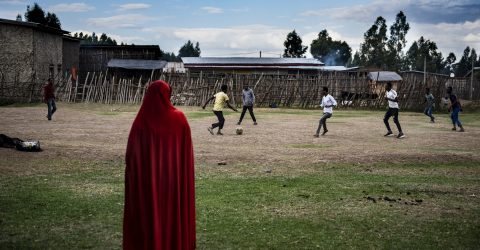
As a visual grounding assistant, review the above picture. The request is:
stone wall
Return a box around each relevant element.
[0,23,35,83]
[33,29,63,84]
[62,38,80,75]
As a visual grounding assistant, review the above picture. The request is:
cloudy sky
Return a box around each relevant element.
[1,0,479,59]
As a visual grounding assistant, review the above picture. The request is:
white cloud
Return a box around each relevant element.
[118,3,151,11]
[464,33,480,43]
[406,19,480,58]
[87,14,154,28]
[49,3,95,13]
[300,0,480,24]
[0,0,26,5]
[0,10,22,19]
[300,1,406,23]
[143,25,289,56]
[201,6,223,14]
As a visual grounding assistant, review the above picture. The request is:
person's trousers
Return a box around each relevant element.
[238,105,256,123]
[316,112,332,135]
[424,106,434,121]
[47,98,57,120]
[451,107,462,127]
[212,111,225,129]
[384,108,402,132]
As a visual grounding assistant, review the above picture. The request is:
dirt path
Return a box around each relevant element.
[1,105,479,175]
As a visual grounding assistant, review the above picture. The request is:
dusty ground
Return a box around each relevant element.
[1,103,479,176]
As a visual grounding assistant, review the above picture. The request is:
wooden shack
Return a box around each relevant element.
[79,44,162,74]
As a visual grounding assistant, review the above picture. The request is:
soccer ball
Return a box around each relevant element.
[236,127,243,135]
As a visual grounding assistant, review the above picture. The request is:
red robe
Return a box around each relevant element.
[123,80,195,250]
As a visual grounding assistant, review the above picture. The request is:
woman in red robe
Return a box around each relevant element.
[123,80,196,250]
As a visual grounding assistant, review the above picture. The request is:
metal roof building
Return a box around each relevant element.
[181,57,326,74]
[367,71,403,82]
[107,59,167,70]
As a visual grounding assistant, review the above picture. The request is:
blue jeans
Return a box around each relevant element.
[316,112,332,135]
[424,106,434,121]
[451,107,462,127]
[47,98,57,120]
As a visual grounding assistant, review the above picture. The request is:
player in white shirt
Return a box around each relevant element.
[384,82,405,138]
[314,86,337,137]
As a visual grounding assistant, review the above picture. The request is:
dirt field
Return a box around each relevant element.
[1,103,480,249]
[1,103,479,176]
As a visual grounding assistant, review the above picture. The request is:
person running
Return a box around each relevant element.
[314,86,337,137]
[424,87,435,123]
[202,84,238,135]
[384,82,405,139]
[446,86,465,132]
[237,86,257,125]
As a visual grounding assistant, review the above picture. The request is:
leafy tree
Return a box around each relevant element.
[73,32,118,45]
[442,52,456,74]
[25,3,46,25]
[404,36,444,73]
[25,3,61,29]
[45,12,61,29]
[283,30,308,58]
[162,52,181,62]
[386,11,409,70]
[349,51,361,67]
[359,16,388,68]
[310,29,352,65]
[178,40,201,57]
[455,47,479,77]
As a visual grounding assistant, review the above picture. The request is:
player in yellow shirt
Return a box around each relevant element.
[202,84,238,135]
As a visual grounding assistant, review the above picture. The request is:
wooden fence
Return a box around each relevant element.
[1,71,479,110]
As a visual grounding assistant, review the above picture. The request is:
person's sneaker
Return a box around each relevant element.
[313,134,319,138]
[207,127,214,135]
[253,122,258,125]
[384,131,393,137]
[321,129,328,135]
[217,131,223,135]
[236,122,241,125]
[451,127,457,131]
[431,117,435,123]
[397,132,405,139]
[458,127,465,132]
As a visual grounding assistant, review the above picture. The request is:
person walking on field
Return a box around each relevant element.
[237,86,257,125]
[314,86,337,137]
[446,86,465,132]
[203,84,238,135]
[424,87,435,123]
[383,82,405,139]
[43,78,56,121]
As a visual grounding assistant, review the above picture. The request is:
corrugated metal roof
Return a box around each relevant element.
[367,71,403,82]
[107,59,167,70]
[182,57,324,66]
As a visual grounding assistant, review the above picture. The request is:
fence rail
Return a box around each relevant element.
[1,71,479,110]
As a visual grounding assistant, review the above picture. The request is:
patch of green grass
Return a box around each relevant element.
[0,160,124,249]
[1,160,479,249]
[196,162,480,249]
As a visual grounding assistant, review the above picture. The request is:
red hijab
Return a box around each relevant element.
[123,80,195,250]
